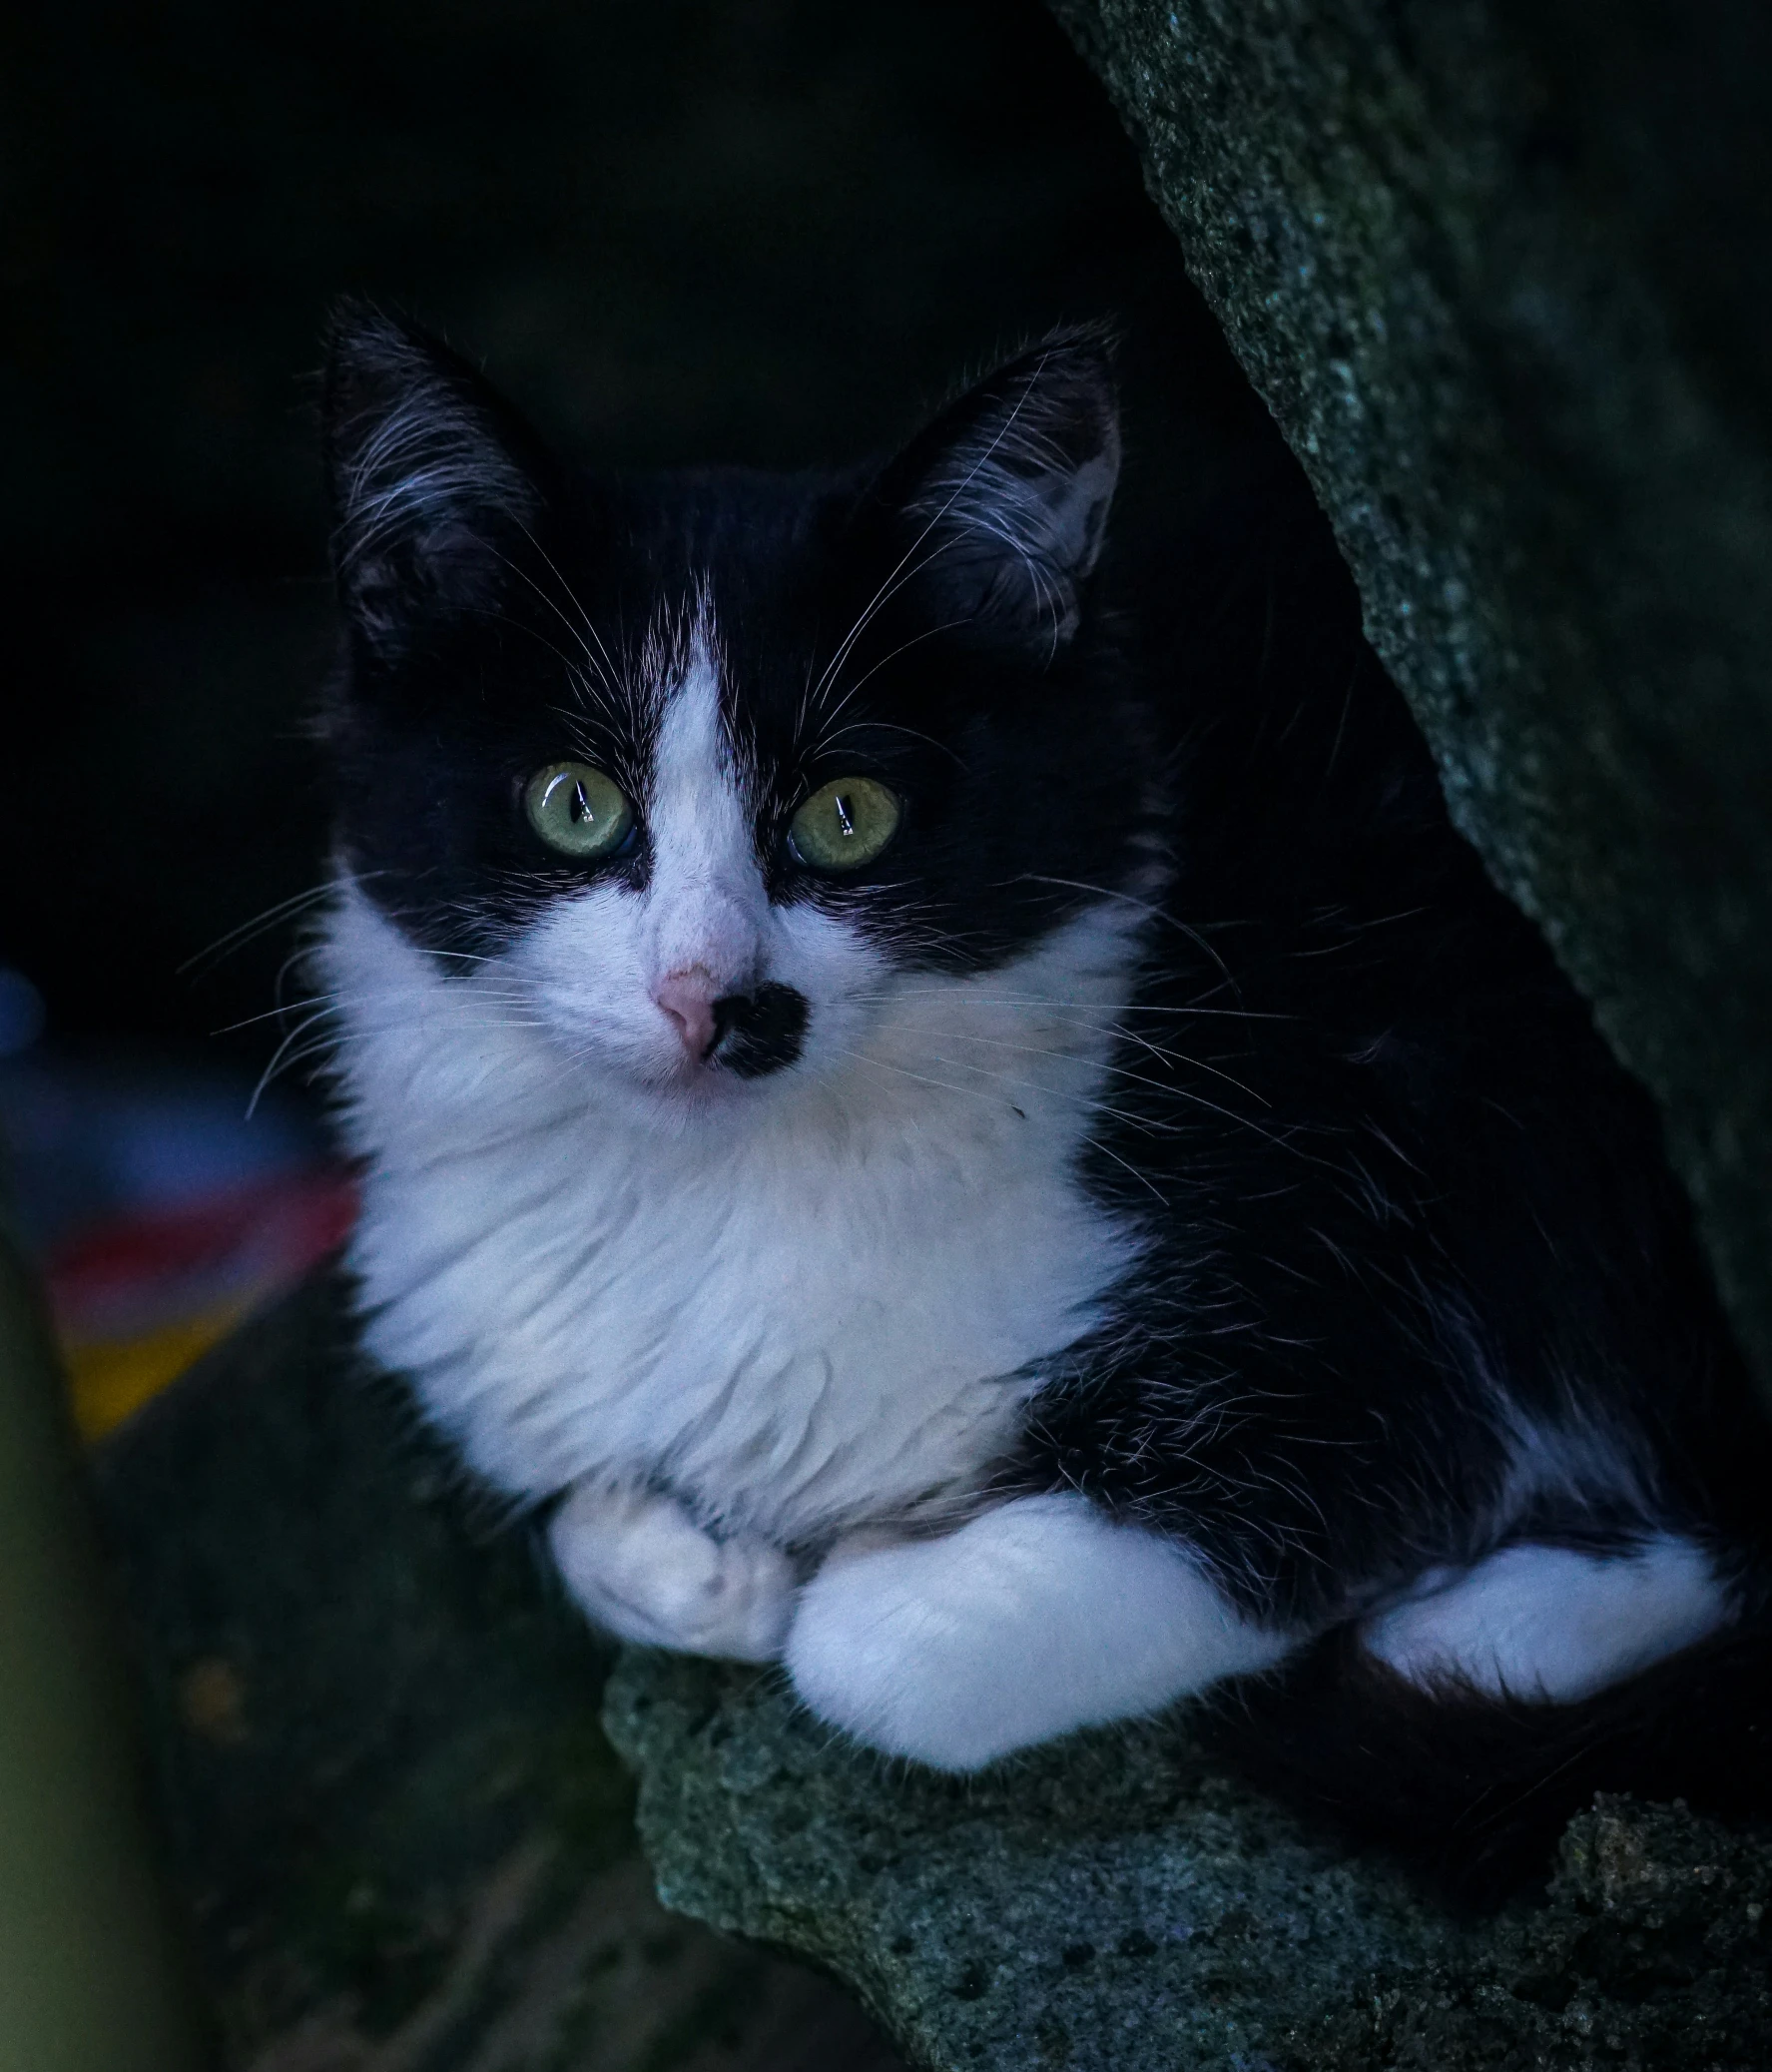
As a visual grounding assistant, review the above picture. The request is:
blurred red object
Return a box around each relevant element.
[45,1168,357,1438]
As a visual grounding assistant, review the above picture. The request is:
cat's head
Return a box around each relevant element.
[320,306,1158,1123]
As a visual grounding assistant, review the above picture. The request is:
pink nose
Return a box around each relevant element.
[653,969,721,1061]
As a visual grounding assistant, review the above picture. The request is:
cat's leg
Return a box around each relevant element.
[548,1482,796,1663]
[1359,1536,1730,1703]
[784,1491,1298,1768]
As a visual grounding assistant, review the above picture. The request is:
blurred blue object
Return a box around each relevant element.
[0,970,47,1061]
[0,963,326,1257]
[0,1056,324,1257]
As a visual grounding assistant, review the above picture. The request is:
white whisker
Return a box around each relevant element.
[178,879,355,978]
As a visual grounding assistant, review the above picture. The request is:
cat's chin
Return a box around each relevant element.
[586,1050,784,1131]
[656,1061,765,1110]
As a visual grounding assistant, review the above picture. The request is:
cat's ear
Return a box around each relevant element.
[881,329,1121,657]
[322,302,549,656]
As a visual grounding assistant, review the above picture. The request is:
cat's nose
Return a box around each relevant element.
[653,969,721,1061]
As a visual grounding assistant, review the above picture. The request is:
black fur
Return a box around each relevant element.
[713,982,808,1077]
[321,303,1772,1899]
[1202,1620,1772,1910]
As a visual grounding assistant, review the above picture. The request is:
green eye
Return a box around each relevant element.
[788,777,901,873]
[524,760,634,860]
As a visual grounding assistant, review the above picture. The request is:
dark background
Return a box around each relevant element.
[2,0,1266,1089]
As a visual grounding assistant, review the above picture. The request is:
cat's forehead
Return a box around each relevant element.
[550,480,869,786]
[552,597,783,810]
[643,604,743,798]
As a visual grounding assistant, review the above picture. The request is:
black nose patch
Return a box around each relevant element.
[710,983,809,1077]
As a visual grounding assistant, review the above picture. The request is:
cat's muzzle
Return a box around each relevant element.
[708,983,809,1077]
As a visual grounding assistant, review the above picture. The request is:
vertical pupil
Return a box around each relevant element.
[834,792,856,838]
[571,780,592,824]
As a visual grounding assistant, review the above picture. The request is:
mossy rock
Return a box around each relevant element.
[1046,0,1772,1397]
[607,1648,1772,2069]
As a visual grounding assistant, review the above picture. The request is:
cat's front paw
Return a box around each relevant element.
[784,1493,1295,1769]
[548,1483,795,1663]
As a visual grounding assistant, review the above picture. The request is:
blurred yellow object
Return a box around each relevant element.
[61,1307,246,1442]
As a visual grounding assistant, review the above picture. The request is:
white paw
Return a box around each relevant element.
[547,1483,795,1663]
[1360,1537,1729,1703]
[784,1492,1296,1769]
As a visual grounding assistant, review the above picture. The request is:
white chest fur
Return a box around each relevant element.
[320,884,1145,1546]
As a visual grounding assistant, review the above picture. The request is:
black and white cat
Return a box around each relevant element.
[314,305,1772,1891]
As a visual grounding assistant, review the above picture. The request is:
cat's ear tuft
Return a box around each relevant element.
[887,329,1121,657]
[322,302,546,653]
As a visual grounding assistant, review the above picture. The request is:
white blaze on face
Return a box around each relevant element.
[642,624,768,1011]
[500,611,778,1093]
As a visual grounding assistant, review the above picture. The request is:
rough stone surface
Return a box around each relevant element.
[607,1649,1772,2070]
[1045,0,1772,1392]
